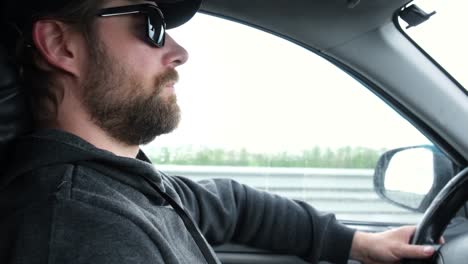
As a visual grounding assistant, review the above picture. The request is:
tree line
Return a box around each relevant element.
[147,146,386,169]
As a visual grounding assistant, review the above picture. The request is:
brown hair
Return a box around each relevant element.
[17,0,104,125]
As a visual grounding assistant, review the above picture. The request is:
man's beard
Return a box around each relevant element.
[81,41,181,146]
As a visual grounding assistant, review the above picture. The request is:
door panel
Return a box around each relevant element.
[214,243,360,264]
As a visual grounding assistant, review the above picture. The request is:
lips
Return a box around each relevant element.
[165,81,176,88]
[160,81,176,95]
[154,69,179,95]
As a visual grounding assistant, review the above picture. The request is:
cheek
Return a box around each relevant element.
[128,39,165,67]
[96,20,166,84]
[123,45,167,89]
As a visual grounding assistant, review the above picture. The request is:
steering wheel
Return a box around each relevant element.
[405,167,468,264]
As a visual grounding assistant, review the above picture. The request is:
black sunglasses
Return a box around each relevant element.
[96,4,166,48]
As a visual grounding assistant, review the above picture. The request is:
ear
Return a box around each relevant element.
[32,20,83,77]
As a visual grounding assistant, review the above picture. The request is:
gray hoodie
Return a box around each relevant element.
[0,129,355,263]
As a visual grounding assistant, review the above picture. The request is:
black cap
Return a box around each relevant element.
[1,0,202,31]
[157,0,202,29]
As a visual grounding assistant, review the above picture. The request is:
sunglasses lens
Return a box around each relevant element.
[147,13,165,47]
[96,4,167,47]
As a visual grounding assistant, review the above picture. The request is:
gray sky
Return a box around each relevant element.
[144,0,464,154]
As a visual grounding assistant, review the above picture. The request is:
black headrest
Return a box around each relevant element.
[0,44,32,167]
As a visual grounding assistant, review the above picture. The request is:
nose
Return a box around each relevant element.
[162,34,189,68]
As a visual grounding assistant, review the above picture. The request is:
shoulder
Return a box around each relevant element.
[1,163,166,263]
[0,162,157,264]
[2,162,152,222]
[47,198,165,264]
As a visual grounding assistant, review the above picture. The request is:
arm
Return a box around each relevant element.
[164,175,355,263]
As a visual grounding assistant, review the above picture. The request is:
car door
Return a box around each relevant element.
[142,9,464,264]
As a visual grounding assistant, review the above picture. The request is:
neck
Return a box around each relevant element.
[55,122,140,158]
[46,92,140,159]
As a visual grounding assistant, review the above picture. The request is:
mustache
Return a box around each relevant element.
[156,68,179,88]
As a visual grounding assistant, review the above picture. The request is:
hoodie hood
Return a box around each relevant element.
[1,129,166,195]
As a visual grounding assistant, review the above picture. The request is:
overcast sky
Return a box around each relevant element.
[143,0,465,154]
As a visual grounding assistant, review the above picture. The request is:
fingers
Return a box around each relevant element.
[400,225,444,245]
[395,244,436,259]
[439,236,445,244]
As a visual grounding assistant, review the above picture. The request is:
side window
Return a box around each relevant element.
[143,14,447,224]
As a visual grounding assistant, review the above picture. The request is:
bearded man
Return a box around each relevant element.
[0,0,437,263]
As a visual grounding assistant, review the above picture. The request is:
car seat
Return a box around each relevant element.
[0,43,32,169]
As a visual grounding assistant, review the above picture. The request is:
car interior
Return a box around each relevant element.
[1,0,468,263]
[0,44,32,170]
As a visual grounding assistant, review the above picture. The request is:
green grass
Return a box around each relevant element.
[147,146,386,169]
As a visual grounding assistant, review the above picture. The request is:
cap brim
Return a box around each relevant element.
[157,0,202,29]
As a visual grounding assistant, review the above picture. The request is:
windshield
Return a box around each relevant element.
[400,0,467,90]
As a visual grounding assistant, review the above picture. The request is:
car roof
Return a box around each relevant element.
[201,0,410,51]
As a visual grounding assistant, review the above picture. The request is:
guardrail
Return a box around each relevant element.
[158,165,423,223]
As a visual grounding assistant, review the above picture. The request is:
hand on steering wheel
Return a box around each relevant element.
[351,226,436,264]
[404,168,468,264]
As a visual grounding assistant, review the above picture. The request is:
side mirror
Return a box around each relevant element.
[374,145,453,213]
